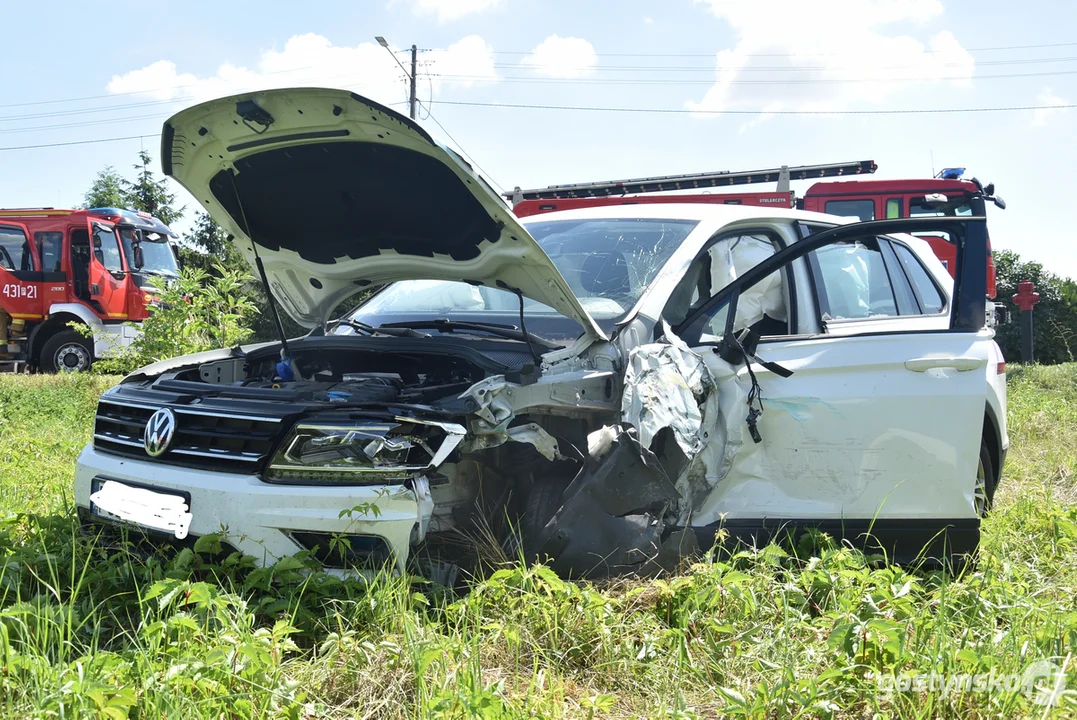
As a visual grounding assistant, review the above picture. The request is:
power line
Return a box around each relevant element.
[493,56,1077,72]
[415,99,504,194]
[0,62,342,110]
[0,134,156,152]
[430,99,1077,116]
[489,41,1077,57]
[2,98,1069,152]
[4,47,1076,114]
[437,69,1077,86]
[2,50,1074,119]
[0,112,166,135]
[0,101,409,151]
[1,62,1072,129]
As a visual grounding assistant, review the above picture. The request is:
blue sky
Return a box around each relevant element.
[2,0,1075,277]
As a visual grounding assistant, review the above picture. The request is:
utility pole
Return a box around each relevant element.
[376,36,419,120]
[409,44,418,120]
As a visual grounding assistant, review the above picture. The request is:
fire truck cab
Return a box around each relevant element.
[801,168,999,300]
[0,207,178,372]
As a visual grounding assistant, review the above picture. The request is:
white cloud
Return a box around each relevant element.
[409,0,502,23]
[106,33,497,107]
[1032,87,1070,127]
[644,17,654,24]
[521,35,597,79]
[687,0,975,116]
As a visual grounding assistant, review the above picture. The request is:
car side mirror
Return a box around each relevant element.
[133,243,145,270]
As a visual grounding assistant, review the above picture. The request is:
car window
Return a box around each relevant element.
[909,197,972,217]
[0,226,33,272]
[825,199,874,221]
[348,218,698,341]
[665,233,787,342]
[93,226,124,273]
[36,232,63,273]
[811,237,897,320]
[892,241,945,314]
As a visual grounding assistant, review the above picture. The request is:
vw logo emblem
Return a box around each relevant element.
[144,408,176,457]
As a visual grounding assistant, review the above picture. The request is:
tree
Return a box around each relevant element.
[178,212,244,274]
[993,249,1077,364]
[82,166,127,209]
[122,150,185,225]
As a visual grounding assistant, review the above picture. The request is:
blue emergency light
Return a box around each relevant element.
[938,167,966,180]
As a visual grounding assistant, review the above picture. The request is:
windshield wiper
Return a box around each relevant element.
[378,319,555,351]
[134,269,177,277]
[328,318,430,338]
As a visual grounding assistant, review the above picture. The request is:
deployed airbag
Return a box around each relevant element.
[710,235,787,332]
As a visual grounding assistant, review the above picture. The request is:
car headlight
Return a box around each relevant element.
[265,417,465,485]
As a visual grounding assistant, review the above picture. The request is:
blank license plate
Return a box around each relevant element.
[89,480,193,539]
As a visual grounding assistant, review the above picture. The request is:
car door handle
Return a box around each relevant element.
[904,356,986,372]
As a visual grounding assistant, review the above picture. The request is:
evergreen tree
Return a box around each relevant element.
[82,166,127,209]
[178,212,244,274]
[121,150,185,225]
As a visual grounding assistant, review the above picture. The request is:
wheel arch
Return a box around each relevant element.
[982,404,1003,489]
[28,305,102,365]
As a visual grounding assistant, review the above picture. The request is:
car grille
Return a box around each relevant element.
[93,397,284,473]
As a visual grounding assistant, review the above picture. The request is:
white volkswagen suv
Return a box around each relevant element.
[74,88,1007,578]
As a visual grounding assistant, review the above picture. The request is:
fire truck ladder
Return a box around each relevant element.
[505,160,877,206]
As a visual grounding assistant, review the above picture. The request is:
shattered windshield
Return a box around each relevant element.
[344,218,698,341]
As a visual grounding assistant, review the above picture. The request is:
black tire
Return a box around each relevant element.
[40,330,93,373]
[519,475,570,562]
[975,439,997,517]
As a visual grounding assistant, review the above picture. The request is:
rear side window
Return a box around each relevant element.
[811,238,897,320]
[825,199,875,221]
[892,242,945,314]
[0,226,32,272]
[36,232,63,273]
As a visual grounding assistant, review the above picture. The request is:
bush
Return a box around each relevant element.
[88,264,257,375]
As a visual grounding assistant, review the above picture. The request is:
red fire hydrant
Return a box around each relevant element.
[1012,280,1040,363]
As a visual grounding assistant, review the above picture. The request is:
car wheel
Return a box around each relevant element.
[974,439,996,518]
[40,330,93,373]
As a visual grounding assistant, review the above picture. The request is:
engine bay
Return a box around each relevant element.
[142,335,541,411]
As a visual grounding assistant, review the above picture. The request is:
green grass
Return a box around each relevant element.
[1,367,1076,718]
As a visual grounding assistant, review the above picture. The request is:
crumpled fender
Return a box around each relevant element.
[532,427,684,579]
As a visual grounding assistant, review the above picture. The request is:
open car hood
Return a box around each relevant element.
[162,87,606,341]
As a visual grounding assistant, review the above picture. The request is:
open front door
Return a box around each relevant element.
[86,219,128,319]
[674,213,992,562]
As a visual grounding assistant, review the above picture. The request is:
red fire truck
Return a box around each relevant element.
[0,207,178,372]
[507,160,1005,324]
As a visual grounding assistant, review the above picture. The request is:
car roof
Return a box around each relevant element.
[515,202,852,226]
